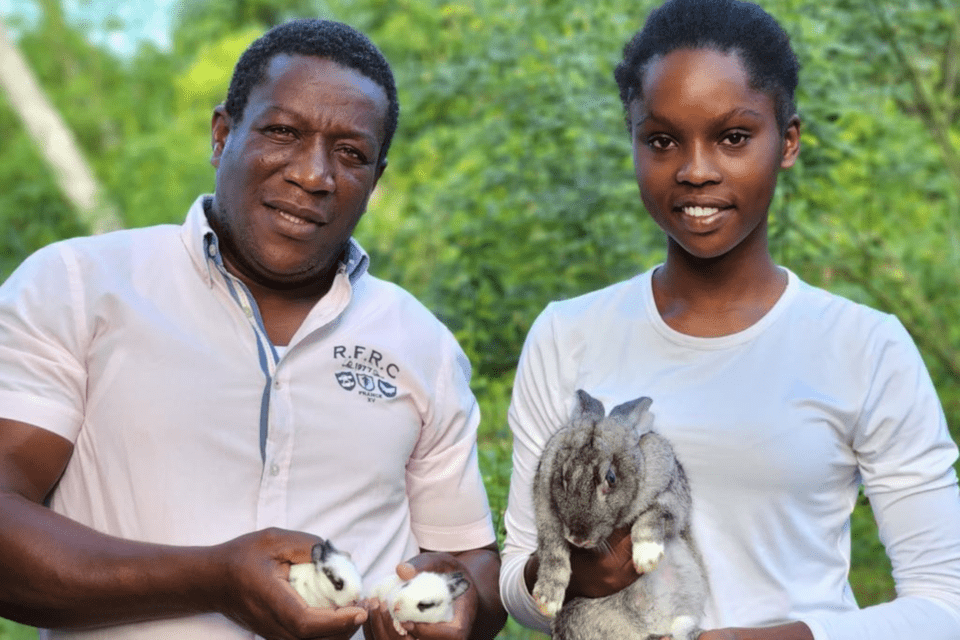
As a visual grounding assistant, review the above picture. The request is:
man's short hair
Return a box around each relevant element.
[225,18,400,164]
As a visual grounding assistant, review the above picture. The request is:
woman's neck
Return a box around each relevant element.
[651,247,787,337]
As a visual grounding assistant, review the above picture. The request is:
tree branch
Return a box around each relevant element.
[867,0,960,186]
[0,19,122,234]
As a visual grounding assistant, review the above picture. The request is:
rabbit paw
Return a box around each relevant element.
[532,580,565,617]
[632,540,665,573]
[669,615,699,640]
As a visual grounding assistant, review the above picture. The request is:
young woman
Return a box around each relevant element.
[499,1,960,639]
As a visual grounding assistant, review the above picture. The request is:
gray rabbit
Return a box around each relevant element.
[532,389,708,640]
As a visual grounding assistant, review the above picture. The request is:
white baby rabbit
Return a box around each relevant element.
[372,570,470,635]
[288,539,362,608]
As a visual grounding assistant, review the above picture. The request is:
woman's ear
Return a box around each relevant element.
[780,115,801,169]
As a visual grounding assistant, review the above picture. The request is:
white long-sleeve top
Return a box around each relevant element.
[499,267,960,640]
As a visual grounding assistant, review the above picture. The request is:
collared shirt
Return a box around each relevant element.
[0,195,495,639]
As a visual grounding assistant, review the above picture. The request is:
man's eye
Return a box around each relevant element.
[338,146,369,164]
[264,125,296,138]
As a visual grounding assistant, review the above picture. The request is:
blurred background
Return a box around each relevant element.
[1,0,958,638]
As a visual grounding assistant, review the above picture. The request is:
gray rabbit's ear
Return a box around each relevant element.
[608,396,653,432]
[573,389,605,420]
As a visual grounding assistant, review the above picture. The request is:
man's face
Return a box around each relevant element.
[209,54,388,293]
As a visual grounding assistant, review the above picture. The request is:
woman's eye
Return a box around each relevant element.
[724,131,749,146]
[647,136,673,150]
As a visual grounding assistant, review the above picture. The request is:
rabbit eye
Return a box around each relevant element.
[322,567,344,591]
[605,468,616,485]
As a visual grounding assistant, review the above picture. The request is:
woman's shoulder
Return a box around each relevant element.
[518,271,654,358]
[540,270,651,325]
[786,271,910,349]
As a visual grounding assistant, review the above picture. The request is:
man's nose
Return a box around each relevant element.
[286,138,336,193]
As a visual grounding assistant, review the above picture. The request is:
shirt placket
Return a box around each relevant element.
[229,281,292,530]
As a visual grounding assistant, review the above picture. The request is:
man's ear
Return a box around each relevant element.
[373,158,388,189]
[210,105,231,168]
[780,115,801,169]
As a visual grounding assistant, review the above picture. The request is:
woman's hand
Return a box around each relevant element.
[565,526,641,599]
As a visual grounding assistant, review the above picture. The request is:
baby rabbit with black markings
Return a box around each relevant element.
[532,389,708,640]
[373,570,470,635]
[288,538,363,608]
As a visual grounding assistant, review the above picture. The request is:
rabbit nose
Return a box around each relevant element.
[568,535,594,548]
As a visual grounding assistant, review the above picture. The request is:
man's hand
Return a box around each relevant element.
[207,528,366,640]
[365,553,477,640]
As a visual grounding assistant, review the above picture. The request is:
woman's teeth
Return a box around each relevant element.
[683,206,720,218]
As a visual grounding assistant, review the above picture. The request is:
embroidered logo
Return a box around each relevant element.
[357,373,375,392]
[335,371,357,391]
[333,345,402,403]
[378,379,397,398]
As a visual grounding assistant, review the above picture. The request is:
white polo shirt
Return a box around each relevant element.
[0,196,495,639]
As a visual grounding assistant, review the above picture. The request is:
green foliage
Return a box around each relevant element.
[0,93,86,275]
[347,1,664,379]
[0,619,35,639]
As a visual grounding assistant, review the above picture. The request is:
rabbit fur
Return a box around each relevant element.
[373,570,470,635]
[532,389,708,640]
[288,538,363,608]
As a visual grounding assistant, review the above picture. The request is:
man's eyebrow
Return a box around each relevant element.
[256,106,379,144]
[256,105,302,119]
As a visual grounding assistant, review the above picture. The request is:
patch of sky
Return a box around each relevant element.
[0,0,179,56]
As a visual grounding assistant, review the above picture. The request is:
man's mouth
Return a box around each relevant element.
[275,208,313,226]
[265,201,322,228]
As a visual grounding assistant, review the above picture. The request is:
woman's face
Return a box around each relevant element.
[629,48,799,263]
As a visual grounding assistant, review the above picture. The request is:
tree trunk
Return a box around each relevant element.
[0,19,123,234]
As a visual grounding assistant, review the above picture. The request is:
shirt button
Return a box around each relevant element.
[269,463,280,476]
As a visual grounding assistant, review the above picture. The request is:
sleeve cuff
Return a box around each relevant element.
[411,515,496,553]
[0,390,82,442]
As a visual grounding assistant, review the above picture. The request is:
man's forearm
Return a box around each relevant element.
[452,546,507,640]
[0,491,220,628]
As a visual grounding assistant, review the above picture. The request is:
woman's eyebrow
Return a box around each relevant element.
[637,106,766,129]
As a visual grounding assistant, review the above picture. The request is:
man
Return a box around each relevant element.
[0,19,505,640]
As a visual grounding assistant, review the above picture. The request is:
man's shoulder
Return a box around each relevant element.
[14,224,183,281]
[351,272,464,348]
[356,273,448,324]
[46,224,181,257]
[342,272,474,380]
